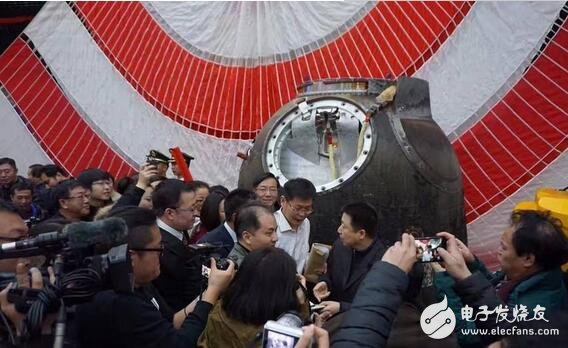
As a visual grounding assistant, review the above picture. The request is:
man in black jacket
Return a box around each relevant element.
[313,202,384,320]
[31,179,91,234]
[332,233,418,347]
[0,157,28,202]
[152,179,202,311]
[76,207,235,348]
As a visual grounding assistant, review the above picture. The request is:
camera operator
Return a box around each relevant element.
[76,207,236,348]
[435,211,568,346]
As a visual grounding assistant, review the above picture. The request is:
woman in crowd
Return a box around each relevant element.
[198,247,308,348]
[189,189,228,244]
[253,173,280,212]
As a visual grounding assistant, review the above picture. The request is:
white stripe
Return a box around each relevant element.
[415,1,564,137]
[147,1,370,60]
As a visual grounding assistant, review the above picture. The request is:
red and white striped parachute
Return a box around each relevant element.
[0,1,566,269]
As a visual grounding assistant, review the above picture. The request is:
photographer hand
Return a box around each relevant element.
[381,233,417,273]
[437,237,472,281]
[202,258,235,305]
[319,301,340,321]
[295,324,329,348]
[0,265,55,336]
[0,283,23,335]
[437,231,475,263]
[136,164,158,189]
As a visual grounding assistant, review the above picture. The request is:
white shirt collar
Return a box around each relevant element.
[157,218,184,241]
[274,209,294,232]
[224,222,237,243]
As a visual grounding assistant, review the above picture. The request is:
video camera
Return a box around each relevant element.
[187,243,232,272]
[24,216,42,228]
[1,218,132,302]
[0,218,132,344]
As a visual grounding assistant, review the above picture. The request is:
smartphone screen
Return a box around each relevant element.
[263,329,300,348]
[415,237,445,263]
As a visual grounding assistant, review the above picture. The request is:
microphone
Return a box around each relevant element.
[0,218,128,255]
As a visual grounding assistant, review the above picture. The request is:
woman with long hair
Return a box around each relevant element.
[198,247,307,347]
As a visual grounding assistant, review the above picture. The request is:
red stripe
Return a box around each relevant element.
[0,38,136,179]
[73,1,470,138]
[454,21,568,221]
[0,16,34,25]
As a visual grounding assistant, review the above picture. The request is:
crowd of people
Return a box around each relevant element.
[0,154,567,348]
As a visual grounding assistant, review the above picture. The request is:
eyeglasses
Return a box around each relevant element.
[288,203,313,215]
[67,194,91,201]
[131,241,165,257]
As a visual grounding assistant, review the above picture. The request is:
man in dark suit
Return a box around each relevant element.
[313,202,384,321]
[198,189,257,258]
[152,179,202,311]
[76,206,236,348]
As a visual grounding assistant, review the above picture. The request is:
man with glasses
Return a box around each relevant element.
[76,206,235,348]
[274,178,316,273]
[152,179,201,311]
[32,179,91,234]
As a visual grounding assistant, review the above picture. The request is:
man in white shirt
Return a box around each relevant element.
[274,178,316,273]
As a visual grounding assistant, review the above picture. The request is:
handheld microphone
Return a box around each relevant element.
[0,218,128,255]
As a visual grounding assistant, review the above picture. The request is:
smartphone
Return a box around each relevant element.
[262,321,304,348]
[414,237,446,263]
